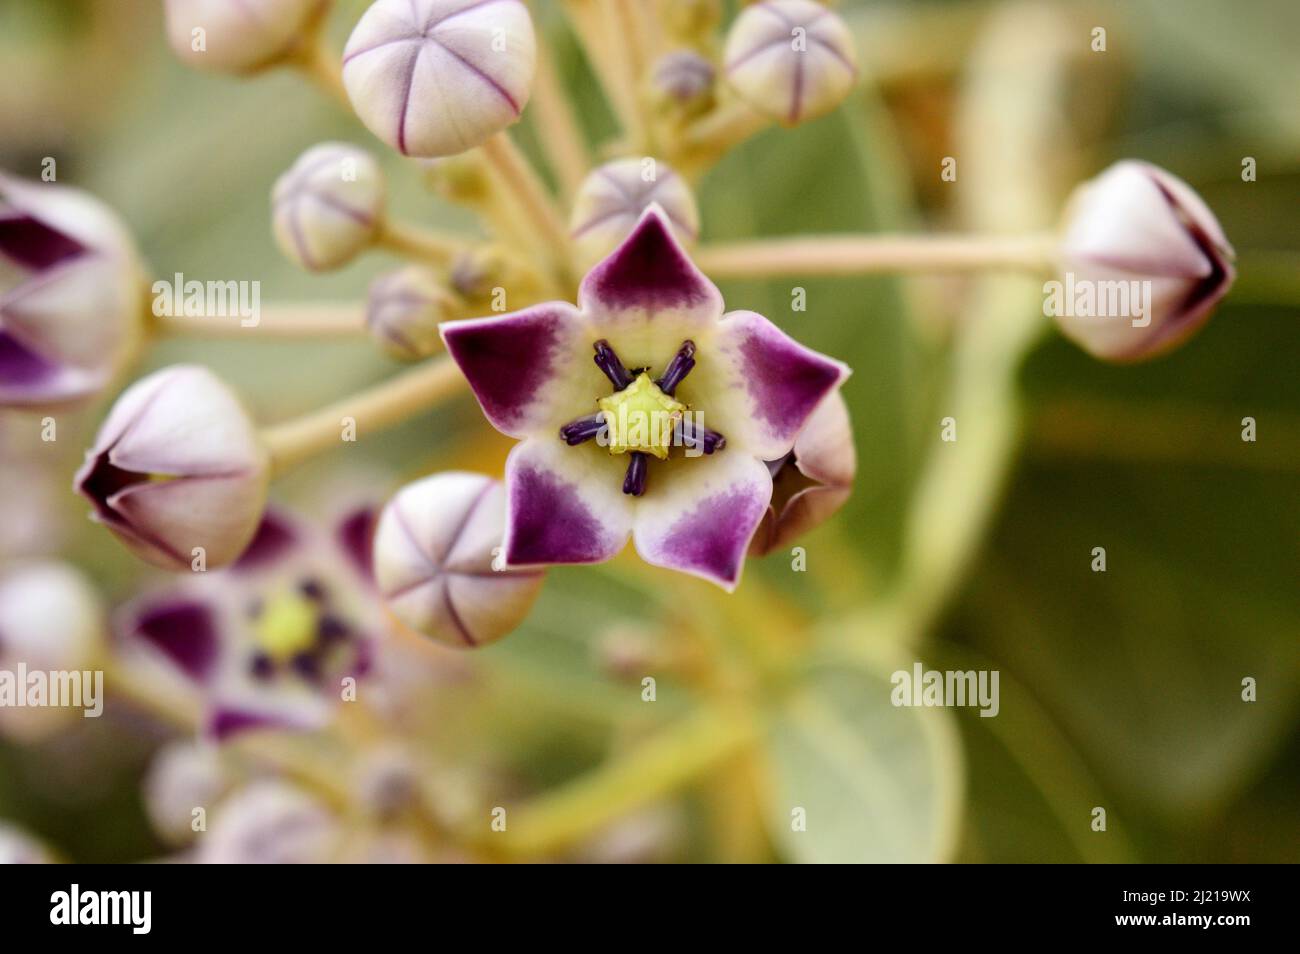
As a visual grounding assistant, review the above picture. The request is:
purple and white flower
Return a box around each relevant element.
[272,142,386,272]
[373,472,544,647]
[1056,160,1236,362]
[196,779,342,863]
[441,207,850,590]
[75,365,270,571]
[723,0,858,126]
[0,173,145,408]
[342,0,537,158]
[113,506,381,742]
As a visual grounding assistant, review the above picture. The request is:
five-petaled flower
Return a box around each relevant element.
[440,207,850,591]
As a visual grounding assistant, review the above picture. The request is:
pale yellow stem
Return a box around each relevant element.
[374,218,466,265]
[478,131,575,280]
[695,233,1058,278]
[484,704,758,858]
[288,30,350,110]
[530,34,593,201]
[561,0,641,144]
[153,302,366,338]
[261,357,467,477]
[677,99,771,175]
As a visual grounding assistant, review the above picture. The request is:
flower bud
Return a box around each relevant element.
[448,245,546,307]
[0,561,106,741]
[0,172,145,408]
[0,823,55,863]
[569,159,699,268]
[143,741,235,845]
[649,50,716,120]
[271,142,385,272]
[74,365,270,572]
[367,266,455,360]
[1055,160,1236,362]
[750,390,854,556]
[723,0,858,125]
[164,0,326,75]
[197,780,341,863]
[342,0,537,158]
[373,472,544,648]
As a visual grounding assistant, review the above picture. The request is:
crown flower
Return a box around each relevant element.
[1055,160,1236,362]
[197,779,342,863]
[0,173,145,408]
[74,365,271,572]
[114,507,380,741]
[164,0,327,75]
[271,142,386,272]
[723,0,858,126]
[342,0,537,158]
[440,207,850,591]
[373,472,544,647]
[569,159,700,270]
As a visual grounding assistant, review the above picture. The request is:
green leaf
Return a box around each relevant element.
[761,652,963,863]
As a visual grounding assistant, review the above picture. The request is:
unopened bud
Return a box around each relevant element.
[649,50,716,119]
[367,266,456,360]
[164,0,326,75]
[271,142,385,272]
[569,159,699,268]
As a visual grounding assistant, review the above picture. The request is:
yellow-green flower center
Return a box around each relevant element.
[254,591,320,662]
[597,372,686,460]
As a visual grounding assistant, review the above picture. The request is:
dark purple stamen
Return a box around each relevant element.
[250,653,275,680]
[677,418,727,454]
[593,339,633,389]
[623,452,648,496]
[560,412,608,445]
[657,340,696,396]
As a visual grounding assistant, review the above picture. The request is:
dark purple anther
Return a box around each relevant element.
[677,418,727,454]
[623,452,648,496]
[250,653,275,680]
[657,340,696,396]
[593,339,633,390]
[560,412,608,445]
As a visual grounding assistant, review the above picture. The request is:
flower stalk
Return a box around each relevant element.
[477,132,575,282]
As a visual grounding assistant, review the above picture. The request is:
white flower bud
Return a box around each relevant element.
[723,0,858,125]
[373,472,544,648]
[0,172,146,409]
[198,780,341,863]
[569,159,699,268]
[0,822,56,863]
[74,365,271,571]
[0,561,106,741]
[342,0,537,157]
[366,266,455,359]
[649,50,716,117]
[164,0,326,75]
[143,741,235,845]
[271,142,385,272]
[1056,161,1236,362]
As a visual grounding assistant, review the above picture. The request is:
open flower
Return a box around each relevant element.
[749,390,854,556]
[75,365,270,571]
[441,207,850,590]
[114,506,381,741]
[342,0,537,158]
[0,172,145,408]
[1055,160,1236,361]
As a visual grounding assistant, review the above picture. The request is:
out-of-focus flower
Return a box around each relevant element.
[649,50,716,118]
[569,159,699,270]
[342,0,537,158]
[0,561,105,741]
[143,741,236,846]
[0,173,145,408]
[366,266,455,359]
[662,0,722,44]
[441,207,849,590]
[197,779,342,863]
[271,143,385,272]
[373,473,543,647]
[164,0,327,75]
[75,365,270,572]
[723,0,858,125]
[749,390,854,556]
[0,822,56,863]
[115,506,381,741]
[1055,160,1236,362]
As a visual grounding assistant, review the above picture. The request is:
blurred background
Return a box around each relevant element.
[0,0,1296,862]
